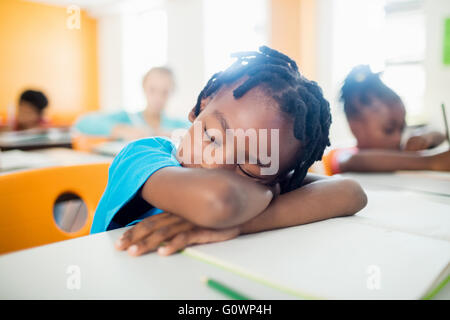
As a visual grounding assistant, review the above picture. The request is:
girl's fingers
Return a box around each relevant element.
[128,221,195,256]
[115,213,181,250]
[157,232,190,256]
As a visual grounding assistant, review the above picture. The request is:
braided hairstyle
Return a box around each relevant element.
[193,46,331,192]
[340,65,401,118]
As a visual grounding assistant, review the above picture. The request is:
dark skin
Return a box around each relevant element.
[115,83,368,257]
[341,96,450,173]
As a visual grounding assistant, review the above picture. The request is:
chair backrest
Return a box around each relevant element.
[0,163,109,254]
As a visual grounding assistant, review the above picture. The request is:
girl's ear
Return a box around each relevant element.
[188,97,211,123]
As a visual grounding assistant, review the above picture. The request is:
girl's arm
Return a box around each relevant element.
[338,149,450,173]
[239,175,367,234]
[116,174,367,256]
[141,166,273,229]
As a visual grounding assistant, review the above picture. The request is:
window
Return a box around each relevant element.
[382,0,426,123]
[122,8,168,112]
[330,0,426,125]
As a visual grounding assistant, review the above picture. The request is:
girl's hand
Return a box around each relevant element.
[115,212,240,256]
[404,135,432,151]
[404,132,446,151]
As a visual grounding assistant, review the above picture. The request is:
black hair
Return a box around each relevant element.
[193,46,331,192]
[19,90,48,113]
[340,65,401,118]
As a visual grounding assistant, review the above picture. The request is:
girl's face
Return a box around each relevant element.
[177,83,301,186]
[348,96,406,150]
[143,71,174,114]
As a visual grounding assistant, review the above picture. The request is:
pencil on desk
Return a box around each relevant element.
[202,276,251,300]
[442,103,450,144]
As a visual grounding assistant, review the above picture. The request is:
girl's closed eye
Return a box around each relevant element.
[237,164,273,184]
[237,164,257,179]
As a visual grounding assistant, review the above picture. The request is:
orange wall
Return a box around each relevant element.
[0,0,98,125]
[270,0,317,80]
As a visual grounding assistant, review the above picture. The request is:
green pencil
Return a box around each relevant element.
[442,103,450,144]
[202,276,251,300]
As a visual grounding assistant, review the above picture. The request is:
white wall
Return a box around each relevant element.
[97,14,124,112]
[165,0,205,119]
[424,0,450,130]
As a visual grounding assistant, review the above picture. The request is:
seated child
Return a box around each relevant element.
[322,65,450,175]
[91,46,368,257]
[14,90,49,131]
[74,67,189,141]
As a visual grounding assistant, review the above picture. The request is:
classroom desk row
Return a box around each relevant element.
[0,148,114,175]
[0,171,449,299]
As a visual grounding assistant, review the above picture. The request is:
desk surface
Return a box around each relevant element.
[0,221,448,300]
[0,148,113,175]
[0,228,292,300]
[1,169,449,299]
[340,171,450,197]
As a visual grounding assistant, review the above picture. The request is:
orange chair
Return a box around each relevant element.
[0,163,109,254]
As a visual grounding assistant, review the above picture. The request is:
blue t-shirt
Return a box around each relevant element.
[90,136,181,234]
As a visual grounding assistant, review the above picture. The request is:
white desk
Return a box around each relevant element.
[1,171,449,299]
[0,228,293,300]
[0,221,448,300]
[0,148,113,175]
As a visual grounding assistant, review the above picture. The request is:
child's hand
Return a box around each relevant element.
[115,212,240,256]
[404,135,432,151]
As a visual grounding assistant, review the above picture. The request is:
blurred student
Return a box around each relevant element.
[14,90,49,131]
[322,65,449,174]
[74,67,189,141]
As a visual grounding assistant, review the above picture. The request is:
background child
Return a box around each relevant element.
[91,46,368,257]
[74,67,189,140]
[322,65,449,174]
[14,89,49,131]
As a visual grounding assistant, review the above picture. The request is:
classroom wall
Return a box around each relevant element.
[0,0,99,125]
[269,0,317,80]
[97,14,124,112]
[166,0,205,119]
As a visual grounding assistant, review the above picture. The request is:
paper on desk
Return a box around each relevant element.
[187,218,450,299]
[355,189,450,242]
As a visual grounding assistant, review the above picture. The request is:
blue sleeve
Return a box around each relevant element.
[90,137,181,233]
[73,111,131,136]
